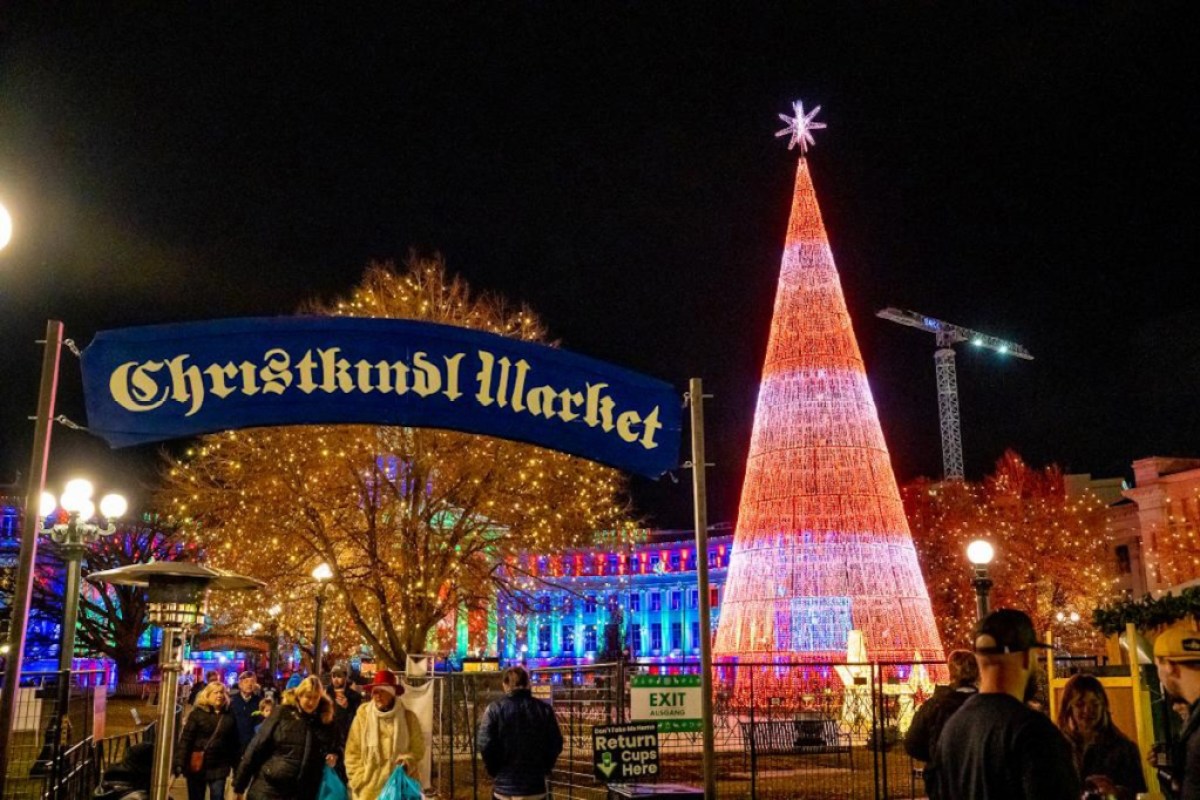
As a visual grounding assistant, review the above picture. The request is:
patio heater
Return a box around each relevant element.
[88,562,262,800]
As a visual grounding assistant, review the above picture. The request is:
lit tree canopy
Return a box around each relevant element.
[905,450,1121,653]
[161,258,631,668]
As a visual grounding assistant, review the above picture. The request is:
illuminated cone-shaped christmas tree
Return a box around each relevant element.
[713,103,944,674]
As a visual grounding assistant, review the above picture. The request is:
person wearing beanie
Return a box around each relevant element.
[344,669,424,800]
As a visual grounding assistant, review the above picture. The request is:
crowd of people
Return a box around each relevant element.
[905,607,1200,800]
[173,663,562,800]
[166,606,1200,800]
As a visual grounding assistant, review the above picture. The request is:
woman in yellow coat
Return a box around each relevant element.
[344,670,424,800]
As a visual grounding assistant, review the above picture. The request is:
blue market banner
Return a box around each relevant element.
[80,317,682,478]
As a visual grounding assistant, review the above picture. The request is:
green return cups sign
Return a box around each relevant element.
[593,722,660,782]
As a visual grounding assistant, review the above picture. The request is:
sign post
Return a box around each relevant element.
[593,722,660,783]
[686,378,717,799]
[0,321,63,797]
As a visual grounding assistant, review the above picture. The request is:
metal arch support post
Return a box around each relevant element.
[687,378,717,800]
[0,321,64,797]
[934,343,964,481]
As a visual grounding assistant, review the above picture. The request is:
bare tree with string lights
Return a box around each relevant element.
[160,258,632,668]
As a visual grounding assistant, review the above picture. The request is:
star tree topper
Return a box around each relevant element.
[775,100,826,153]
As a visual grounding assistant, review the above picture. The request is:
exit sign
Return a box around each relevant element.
[630,674,702,732]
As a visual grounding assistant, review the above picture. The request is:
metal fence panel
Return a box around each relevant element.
[428,659,939,800]
[0,669,106,800]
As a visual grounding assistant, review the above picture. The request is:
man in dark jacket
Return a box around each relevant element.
[229,670,263,755]
[477,666,563,800]
[903,649,979,799]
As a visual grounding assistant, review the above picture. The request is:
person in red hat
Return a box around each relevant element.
[344,669,424,800]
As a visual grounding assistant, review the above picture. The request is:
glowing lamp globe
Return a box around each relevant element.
[75,499,96,522]
[0,201,11,251]
[312,563,333,582]
[99,493,128,519]
[39,491,57,518]
[966,540,995,566]
[63,478,95,503]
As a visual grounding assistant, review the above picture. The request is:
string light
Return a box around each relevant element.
[159,257,628,668]
[905,450,1119,653]
[712,155,945,697]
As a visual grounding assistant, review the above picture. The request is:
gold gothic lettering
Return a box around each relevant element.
[108,346,663,451]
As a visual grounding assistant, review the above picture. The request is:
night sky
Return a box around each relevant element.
[0,5,1196,527]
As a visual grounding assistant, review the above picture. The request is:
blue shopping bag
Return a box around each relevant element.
[378,765,423,800]
[317,765,349,800]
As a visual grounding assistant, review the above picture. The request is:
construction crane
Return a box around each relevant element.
[876,308,1033,481]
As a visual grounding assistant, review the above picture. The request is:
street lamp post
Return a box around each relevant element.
[311,563,332,678]
[88,562,262,800]
[33,480,126,778]
[267,603,282,680]
[966,539,995,621]
[40,480,128,672]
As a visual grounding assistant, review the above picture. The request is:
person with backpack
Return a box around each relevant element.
[232,676,340,800]
[903,649,979,798]
[476,666,563,800]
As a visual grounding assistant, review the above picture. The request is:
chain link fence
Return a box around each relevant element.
[0,669,107,800]
[428,659,941,800]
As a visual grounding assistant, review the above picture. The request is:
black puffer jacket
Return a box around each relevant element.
[233,701,338,800]
[476,688,563,796]
[174,706,241,781]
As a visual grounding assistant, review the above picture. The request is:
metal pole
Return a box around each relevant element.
[0,320,63,797]
[268,621,278,680]
[151,628,183,800]
[688,378,717,800]
[314,590,326,678]
[58,533,85,672]
[43,534,86,787]
[972,567,992,621]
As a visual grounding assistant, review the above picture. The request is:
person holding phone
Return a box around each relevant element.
[325,664,361,782]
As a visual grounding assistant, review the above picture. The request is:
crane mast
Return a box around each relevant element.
[876,307,1033,481]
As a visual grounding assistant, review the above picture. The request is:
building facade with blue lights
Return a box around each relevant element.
[496,525,733,666]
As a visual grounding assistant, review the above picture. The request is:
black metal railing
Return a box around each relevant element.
[0,669,106,800]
